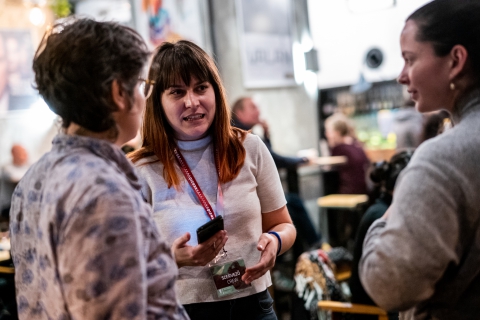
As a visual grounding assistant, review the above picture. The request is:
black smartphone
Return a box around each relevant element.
[196,216,224,244]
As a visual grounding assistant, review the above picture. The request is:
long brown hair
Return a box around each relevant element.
[129,40,247,188]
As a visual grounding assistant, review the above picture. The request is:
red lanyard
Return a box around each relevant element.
[173,147,223,221]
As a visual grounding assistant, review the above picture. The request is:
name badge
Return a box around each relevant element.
[210,258,251,297]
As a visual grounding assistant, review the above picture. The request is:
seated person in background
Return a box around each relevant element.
[231,97,311,168]
[349,151,413,320]
[324,113,370,195]
[231,97,321,251]
[0,146,27,317]
[0,144,30,219]
[324,113,370,247]
[231,97,321,293]
[3,144,30,183]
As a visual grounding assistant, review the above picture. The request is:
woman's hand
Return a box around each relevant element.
[241,232,278,285]
[172,230,228,268]
[241,205,296,285]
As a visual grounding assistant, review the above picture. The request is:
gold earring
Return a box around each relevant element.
[450,83,456,90]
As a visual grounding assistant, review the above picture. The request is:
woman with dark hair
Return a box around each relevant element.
[9,19,188,320]
[130,40,296,320]
[360,1,480,319]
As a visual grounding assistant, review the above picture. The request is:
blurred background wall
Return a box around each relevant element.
[0,0,57,165]
[209,0,319,156]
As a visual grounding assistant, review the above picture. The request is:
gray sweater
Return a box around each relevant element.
[360,90,480,320]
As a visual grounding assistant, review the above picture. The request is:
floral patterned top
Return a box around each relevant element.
[9,134,189,320]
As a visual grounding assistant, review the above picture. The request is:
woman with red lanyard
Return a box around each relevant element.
[129,40,296,320]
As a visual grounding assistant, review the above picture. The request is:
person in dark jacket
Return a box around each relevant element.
[231,97,320,251]
[349,151,413,320]
[231,97,321,292]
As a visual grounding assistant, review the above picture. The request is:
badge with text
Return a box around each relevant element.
[210,258,251,297]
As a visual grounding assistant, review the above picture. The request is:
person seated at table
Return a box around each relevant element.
[9,18,188,320]
[349,151,413,320]
[323,113,370,247]
[231,97,311,168]
[2,144,30,183]
[232,97,321,256]
[324,113,370,195]
[1,144,30,220]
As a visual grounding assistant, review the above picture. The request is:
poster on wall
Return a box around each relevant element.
[142,0,206,49]
[0,29,37,116]
[235,0,296,88]
[75,0,133,24]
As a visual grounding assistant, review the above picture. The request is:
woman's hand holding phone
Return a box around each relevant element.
[172,230,228,268]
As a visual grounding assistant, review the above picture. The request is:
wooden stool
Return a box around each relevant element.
[318,194,368,209]
[317,194,368,246]
[318,301,388,320]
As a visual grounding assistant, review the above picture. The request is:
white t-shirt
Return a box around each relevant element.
[136,133,286,304]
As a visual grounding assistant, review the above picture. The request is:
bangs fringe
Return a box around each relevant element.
[132,40,247,188]
[158,46,210,90]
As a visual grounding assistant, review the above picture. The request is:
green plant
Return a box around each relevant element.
[49,0,71,18]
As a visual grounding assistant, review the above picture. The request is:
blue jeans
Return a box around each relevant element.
[184,289,277,320]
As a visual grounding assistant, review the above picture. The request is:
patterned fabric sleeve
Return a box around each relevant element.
[137,168,153,204]
[56,189,148,319]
